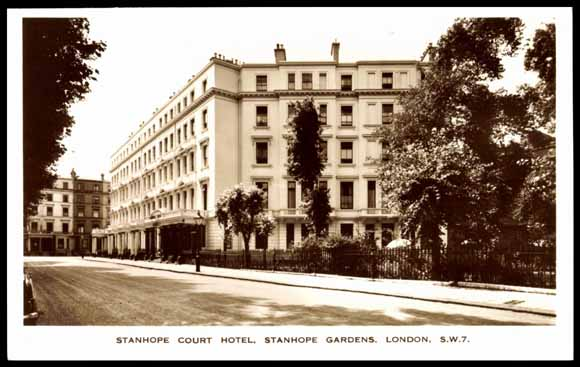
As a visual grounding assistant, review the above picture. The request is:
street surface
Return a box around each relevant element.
[24,257,554,326]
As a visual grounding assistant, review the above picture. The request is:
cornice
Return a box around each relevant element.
[110,87,237,172]
[111,88,404,172]
[240,89,405,99]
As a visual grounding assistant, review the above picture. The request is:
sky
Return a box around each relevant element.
[14,8,558,181]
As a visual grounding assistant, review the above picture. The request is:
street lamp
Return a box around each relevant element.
[192,210,205,272]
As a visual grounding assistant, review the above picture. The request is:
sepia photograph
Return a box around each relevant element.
[7,7,573,360]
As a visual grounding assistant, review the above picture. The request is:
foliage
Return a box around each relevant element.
[524,23,556,132]
[513,23,556,247]
[378,18,557,266]
[377,18,532,266]
[513,149,556,247]
[303,186,332,237]
[293,235,325,273]
[286,98,325,190]
[23,18,106,219]
[216,183,275,264]
[286,97,332,236]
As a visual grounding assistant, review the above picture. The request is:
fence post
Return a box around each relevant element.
[263,248,267,269]
[371,248,376,280]
[273,250,277,271]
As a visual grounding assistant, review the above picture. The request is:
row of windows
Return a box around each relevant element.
[43,193,105,204]
[113,111,209,186]
[113,144,209,206]
[250,180,378,210]
[114,79,209,168]
[112,184,208,225]
[255,72,402,91]
[252,140,387,166]
[254,103,393,128]
[48,182,102,192]
[36,206,102,218]
[29,221,100,234]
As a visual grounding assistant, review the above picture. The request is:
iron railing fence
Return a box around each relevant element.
[197,245,556,288]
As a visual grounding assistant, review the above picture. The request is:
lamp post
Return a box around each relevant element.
[193,210,205,272]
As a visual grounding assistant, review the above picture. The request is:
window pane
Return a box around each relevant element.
[302,73,312,90]
[319,104,327,124]
[319,73,327,89]
[341,75,352,91]
[340,223,354,238]
[256,106,268,127]
[382,72,393,89]
[382,104,394,124]
[340,182,354,209]
[256,142,268,164]
[256,182,268,208]
[288,73,295,90]
[367,181,376,208]
[286,223,295,248]
[340,142,353,164]
[256,75,267,91]
[320,141,328,162]
[287,181,296,209]
[341,106,353,126]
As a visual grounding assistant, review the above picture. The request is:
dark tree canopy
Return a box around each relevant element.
[285,97,331,237]
[513,23,556,247]
[524,23,556,133]
[304,186,332,238]
[23,18,106,218]
[286,98,325,191]
[378,18,531,258]
[378,18,556,256]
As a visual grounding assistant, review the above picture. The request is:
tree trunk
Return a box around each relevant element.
[431,239,442,281]
[243,234,251,268]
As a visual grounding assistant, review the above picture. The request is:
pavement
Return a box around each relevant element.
[85,256,557,317]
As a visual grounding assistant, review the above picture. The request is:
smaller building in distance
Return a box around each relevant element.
[24,169,110,256]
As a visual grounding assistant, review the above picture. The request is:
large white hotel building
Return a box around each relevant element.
[102,42,426,258]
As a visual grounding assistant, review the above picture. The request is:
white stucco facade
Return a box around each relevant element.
[105,43,426,254]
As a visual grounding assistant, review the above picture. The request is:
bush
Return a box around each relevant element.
[322,234,377,277]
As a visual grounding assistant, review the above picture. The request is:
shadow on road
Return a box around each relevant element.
[25,261,553,326]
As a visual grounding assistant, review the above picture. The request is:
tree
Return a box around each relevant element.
[23,18,106,219]
[377,18,530,280]
[524,23,555,133]
[216,184,275,266]
[513,23,556,247]
[286,97,332,237]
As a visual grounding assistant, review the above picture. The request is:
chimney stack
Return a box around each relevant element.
[331,40,340,63]
[274,43,286,63]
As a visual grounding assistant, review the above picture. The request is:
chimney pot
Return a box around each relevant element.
[274,43,286,63]
[331,41,340,63]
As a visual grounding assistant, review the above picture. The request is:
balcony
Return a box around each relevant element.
[144,209,208,227]
[359,208,398,218]
[277,208,306,217]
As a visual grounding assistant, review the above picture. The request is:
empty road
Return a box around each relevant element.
[24,257,554,326]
